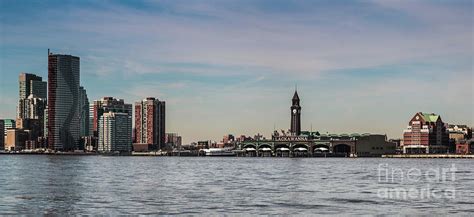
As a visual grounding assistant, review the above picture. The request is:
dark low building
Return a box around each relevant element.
[133,143,151,152]
[5,129,29,151]
[356,135,397,157]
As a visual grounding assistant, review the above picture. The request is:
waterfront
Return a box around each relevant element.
[0,156,473,215]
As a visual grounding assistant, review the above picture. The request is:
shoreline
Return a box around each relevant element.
[1,152,474,158]
[382,154,474,159]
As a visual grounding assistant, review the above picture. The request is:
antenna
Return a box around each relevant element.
[48,48,50,56]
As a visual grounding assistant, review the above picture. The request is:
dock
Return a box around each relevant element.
[382,154,474,159]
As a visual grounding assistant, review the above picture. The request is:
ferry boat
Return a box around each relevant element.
[201,148,236,156]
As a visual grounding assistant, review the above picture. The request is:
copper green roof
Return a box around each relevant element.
[420,112,439,122]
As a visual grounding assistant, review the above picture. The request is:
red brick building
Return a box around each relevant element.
[402,112,449,154]
[134,97,165,150]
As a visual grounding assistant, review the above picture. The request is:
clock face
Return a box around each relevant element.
[293,109,297,114]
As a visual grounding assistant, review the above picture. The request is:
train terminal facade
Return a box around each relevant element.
[236,90,397,157]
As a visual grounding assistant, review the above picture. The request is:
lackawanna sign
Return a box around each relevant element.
[273,136,309,141]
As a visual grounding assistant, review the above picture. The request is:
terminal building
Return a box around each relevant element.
[237,90,396,157]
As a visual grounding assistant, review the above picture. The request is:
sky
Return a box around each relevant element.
[0,0,472,143]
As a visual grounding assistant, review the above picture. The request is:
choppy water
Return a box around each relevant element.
[0,156,473,215]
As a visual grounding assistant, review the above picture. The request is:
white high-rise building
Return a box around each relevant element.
[98,112,131,152]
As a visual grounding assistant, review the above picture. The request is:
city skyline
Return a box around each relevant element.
[1,1,473,143]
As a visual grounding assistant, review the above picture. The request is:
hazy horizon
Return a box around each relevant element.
[1,0,473,143]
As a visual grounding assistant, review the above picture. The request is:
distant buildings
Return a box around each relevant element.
[448,124,472,142]
[90,97,132,137]
[222,134,235,144]
[47,52,81,151]
[19,95,46,121]
[0,120,4,150]
[134,97,165,150]
[5,129,29,151]
[402,112,449,154]
[79,86,89,138]
[98,112,132,152]
[17,73,47,119]
[165,133,182,148]
[15,73,48,149]
[18,73,46,100]
[3,119,15,136]
[90,97,132,152]
[456,139,474,155]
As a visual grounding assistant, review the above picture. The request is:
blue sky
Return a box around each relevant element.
[0,0,472,143]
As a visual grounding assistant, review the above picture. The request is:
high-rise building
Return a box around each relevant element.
[18,73,46,119]
[47,52,81,151]
[402,112,450,154]
[18,73,46,100]
[98,112,132,152]
[19,95,46,120]
[79,86,89,137]
[290,90,301,136]
[135,97,165,150]
[17,95,46,141]
[89,97,132,137]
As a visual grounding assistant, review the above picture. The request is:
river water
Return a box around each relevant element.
[0,155,473,215]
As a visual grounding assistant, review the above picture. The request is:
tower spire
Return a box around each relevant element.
[290,88,301,136]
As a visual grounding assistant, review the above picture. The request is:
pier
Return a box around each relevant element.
[382,154,474,159]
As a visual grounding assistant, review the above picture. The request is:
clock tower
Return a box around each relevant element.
[290,89,301,136]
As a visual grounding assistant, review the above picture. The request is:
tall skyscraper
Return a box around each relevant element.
[47,52,81,151]
[290,90,301,136]
[79,86,89,137]
[98,112,132,152]
[135,97,165,150]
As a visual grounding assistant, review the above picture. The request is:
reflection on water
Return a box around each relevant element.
[0,156,473,215]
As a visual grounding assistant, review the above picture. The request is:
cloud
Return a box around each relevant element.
[2,0,471,78]
[0,0,472,143]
